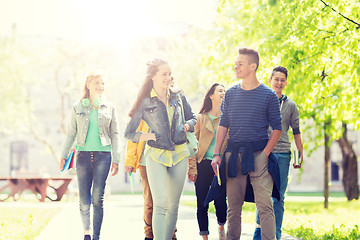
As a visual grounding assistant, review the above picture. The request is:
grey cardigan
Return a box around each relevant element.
[269,95,300,153]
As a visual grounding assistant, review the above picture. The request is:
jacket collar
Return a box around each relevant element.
[202,113,220,133]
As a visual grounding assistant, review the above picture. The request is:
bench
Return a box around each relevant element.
[0,176,73,202]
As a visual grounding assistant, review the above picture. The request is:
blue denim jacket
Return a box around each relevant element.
[61,100,121,164]
[124,91,196,151]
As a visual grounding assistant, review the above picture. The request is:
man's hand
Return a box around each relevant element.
[111,163,119,176]
[263,149,270,157]
[211,156,221,176]
[293,154,303,169]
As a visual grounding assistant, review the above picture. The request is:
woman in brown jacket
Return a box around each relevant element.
[188,83,227,240]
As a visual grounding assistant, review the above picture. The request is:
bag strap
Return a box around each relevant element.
[178,93,186,124]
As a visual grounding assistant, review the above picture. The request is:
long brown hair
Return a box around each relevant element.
[128,59,168,117]
[82,74,103,100]
[199,83,224,114]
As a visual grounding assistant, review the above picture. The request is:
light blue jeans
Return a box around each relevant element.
[253,152,291,240]
[76,151,111,240]
[146,157,187,240]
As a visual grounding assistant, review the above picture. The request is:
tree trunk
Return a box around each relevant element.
[324,121,331,209]
[337,123,359,200]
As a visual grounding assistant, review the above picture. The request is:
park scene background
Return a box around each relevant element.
[0,0,359,239]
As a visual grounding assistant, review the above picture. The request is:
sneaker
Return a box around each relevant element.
[84,235,91,240]
[219,230,226,240]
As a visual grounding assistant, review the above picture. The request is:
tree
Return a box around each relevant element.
[204,0,360,206]
[337,123,359,200]
[0,24,39,134]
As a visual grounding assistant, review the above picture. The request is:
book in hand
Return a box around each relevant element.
[62,149,75,172]
[217,164,221,186]
[293,150,301,168]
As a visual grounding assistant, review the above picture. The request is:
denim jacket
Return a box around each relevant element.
[61,100,121,164]
[124,90,196,151]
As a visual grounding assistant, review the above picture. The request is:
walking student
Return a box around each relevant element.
[253,66,304,240]
[125,59,196,240]
[211,48,282,240]
[188,83,227,240]
[60,73,120,240]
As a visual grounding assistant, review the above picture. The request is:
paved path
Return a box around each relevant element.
[36,194,301,240]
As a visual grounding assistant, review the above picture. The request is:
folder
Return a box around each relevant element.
[62,149,75,172]
[293,150,301,167]
[217,164,221,186]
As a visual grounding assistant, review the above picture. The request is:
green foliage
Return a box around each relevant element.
[0,32,38,133]
[287,225,360,240]
[204,0,360,146]
[182,198,360,239]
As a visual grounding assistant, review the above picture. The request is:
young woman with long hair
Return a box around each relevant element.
[60,73,120,240]
[188,83,227,240]
[125,59,196,240]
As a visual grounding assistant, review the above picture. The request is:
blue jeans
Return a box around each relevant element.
[254,152,291,240]
[195,160,227,236]
[76,151,111,240]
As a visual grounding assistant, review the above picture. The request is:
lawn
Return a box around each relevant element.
[182,197,360,240]
[0,205,60,240]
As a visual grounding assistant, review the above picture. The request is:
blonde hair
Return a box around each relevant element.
[81,74,103,100]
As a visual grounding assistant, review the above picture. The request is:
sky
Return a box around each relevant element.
[1,0,217,45]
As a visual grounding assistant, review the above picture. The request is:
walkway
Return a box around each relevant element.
[36,194,301,240]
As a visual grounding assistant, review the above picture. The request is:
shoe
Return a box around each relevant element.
[219,230,226,240]
[84,235,91,240]
[253,227,261,240]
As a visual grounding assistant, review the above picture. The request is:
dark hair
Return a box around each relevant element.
[271,66,288,78]
[238,47,260,71]
[128,59,168,117]
[199,83,224,114]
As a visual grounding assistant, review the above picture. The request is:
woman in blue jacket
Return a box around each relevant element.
[125,59,196,240]
[60,73,120,240]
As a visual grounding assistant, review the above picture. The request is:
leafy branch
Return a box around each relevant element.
[320,0,360,28]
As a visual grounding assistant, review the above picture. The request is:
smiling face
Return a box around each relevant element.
[210,85,226,105]
[269,71,287,95]
[151,64,172,90]
[87,76,105,98]
[234,54,256,79]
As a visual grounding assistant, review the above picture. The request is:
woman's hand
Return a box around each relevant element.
[111,163,119,176]
[125,166,134,175]
[139,133,156,141]
[211,156,221,176]
[59,158,66,170]
[184,123,190,133]
[188,174,197,183]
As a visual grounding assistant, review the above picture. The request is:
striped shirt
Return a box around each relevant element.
[219,83,282,146]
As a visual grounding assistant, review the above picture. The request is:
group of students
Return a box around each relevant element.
[60,47,303,240]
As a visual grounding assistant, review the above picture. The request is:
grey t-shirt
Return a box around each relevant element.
[269,95,300,153]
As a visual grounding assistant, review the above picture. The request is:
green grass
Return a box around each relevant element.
[182,199,360,240]
[0,206,60,240]
[286,191,346,198]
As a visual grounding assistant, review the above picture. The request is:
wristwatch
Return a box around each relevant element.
[213,153,221,157]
